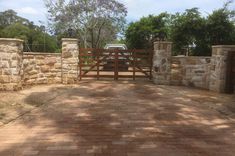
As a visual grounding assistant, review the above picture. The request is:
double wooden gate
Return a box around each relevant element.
[79,48,153,80]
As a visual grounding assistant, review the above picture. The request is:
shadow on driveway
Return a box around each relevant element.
[0,81,235,156]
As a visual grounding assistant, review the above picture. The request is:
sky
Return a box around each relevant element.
[0,0,234,26]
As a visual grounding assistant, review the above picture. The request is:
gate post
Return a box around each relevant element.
[152,41,172,85]
[61,38,79,84]
[209,45,235,93]
[0,38,23,91]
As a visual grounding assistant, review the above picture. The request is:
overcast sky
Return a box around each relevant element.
[0,0,234,26]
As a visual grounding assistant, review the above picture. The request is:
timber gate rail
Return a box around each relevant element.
[79,48,153,80]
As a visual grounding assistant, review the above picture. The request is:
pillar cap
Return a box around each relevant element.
[212,45,235,48]
[0,38,24,43]
[154,41,173,44]
[62,38,78,42]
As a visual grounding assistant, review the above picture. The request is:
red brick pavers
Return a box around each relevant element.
[0,81,235,156]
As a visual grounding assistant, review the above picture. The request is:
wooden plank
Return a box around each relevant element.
[82,75,149,78]
[133,50,136,80]
[79,50,82,81]
[149,50,153,80]
[81,69,151,72]
[97,49,100,80]
[114,50,118,80]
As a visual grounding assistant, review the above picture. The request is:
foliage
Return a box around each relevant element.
[125,1,235,56]
[125,13,170,49]
[0,10,59,52]
[170,8,210,56]
[44,0,127,48]
[206,1,235,45]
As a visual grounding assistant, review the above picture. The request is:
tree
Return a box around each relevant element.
[170,1,235,56]
[206,0,235,45]
[125,13,170,49]
[0,10,59,52]
[170,8,209,56]
[44,0,127,48]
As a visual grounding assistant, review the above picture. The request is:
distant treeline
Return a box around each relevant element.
[125,1,235,56]
[0,10,59,52]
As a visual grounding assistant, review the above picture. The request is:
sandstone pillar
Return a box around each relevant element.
[0,38,23,91]
[61,38,79,84]
[152,41,172,85]
[209,45,235,93]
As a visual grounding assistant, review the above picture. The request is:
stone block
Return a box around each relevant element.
[26,79,36,84]
[41,65,50,72]
[45,57,57,65]
[55,77,62,83]
[11,76,20,83]
[36,60,44,65]
[62,51,73,58]
[0,75,11,83]
[29,70,38,75]
[0,61,9,68]
[24,65,33,72]
[3,69,11,75]
[37,77,47,84]
[29,74,38,79]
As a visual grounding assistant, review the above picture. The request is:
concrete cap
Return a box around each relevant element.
[0,38,24,42]
[212,45,235,48]
[154,41,173,44]
[61,38,79,42]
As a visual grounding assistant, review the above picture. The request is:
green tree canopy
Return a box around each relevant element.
[125,1,235,56]
[125,13,170,49]
[0,9,59,52]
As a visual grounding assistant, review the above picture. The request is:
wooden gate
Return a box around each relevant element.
[79,48,153,80]
[225,51,235,93]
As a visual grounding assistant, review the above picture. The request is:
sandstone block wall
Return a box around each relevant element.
[22,53,62,85]
[0,38,23,91]
[0,38,80,91]
[171,56,211,89]
[153,41,235,93]
[1,38,235,93]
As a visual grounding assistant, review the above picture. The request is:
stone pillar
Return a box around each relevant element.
[152,41,172,85]
[0,38,23,91]
[61,38,79,84]
[209,45,235,93]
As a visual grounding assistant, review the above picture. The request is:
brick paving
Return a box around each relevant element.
[0,81,235,156]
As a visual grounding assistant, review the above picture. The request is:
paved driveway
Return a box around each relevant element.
[0,81,235,156]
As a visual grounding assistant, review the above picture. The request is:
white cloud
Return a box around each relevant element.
[17,7,39,15]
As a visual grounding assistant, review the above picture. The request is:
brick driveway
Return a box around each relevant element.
[0,81,235,156]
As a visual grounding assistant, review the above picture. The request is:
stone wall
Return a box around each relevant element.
[153,41,235,93]
[171,56,211,89]
[0,38,80,91]
[22,53,62,85]
[1,38,235,93]
[0,38,23,91]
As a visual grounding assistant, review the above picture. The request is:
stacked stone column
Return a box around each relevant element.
[0,38,23,91]
[153,41,172,85]
[61,38,79,84]
[209,45,235,93]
